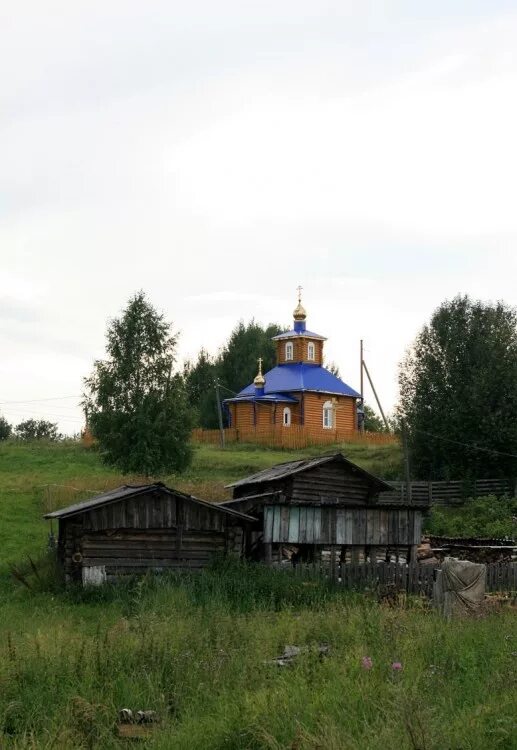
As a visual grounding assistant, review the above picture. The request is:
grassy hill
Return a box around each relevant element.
[0,439,402,566]
[0,440,515,749]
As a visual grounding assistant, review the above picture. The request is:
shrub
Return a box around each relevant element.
[424,495,517,538]
[0,416,11,441]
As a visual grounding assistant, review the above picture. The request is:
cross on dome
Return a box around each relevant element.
[254,356,265,387]
[293,285,307,322]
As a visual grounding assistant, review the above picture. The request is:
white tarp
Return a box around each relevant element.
[434,557,486,617]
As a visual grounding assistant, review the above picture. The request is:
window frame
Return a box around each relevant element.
[285,341,294,361]
[283,407,291,427]
[307,341,315,361]
[322,400,334,429]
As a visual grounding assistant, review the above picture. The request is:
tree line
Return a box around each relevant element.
[4,290,517,483]
[0,418,61,442]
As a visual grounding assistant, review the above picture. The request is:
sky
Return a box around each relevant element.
[1,1,517,434]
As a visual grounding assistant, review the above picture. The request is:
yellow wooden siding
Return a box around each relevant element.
[276,338,323,365]
[301,392,356,434]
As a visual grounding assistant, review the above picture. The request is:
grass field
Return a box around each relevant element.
[0,441,516,749]
[0,439,402,566]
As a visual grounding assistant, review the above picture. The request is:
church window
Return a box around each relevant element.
[285,341,293,361]
[283,407,291,426]
[307,342,315,361]
[323,400,334,429]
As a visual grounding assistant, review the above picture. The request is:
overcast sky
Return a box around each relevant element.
[2,1,517,433]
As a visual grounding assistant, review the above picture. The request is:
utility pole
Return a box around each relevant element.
[402,421,412,504]
[359,339,364,433]
[362,358,389,431]
[214,379,225,449]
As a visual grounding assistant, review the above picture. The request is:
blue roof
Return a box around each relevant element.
[272,329,326,341]
[224,392,299,404]
[235,363,360,399]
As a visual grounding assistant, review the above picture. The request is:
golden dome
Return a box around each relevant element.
[293,301,307,321]
[293,285,306,321]
[254,357,265,387]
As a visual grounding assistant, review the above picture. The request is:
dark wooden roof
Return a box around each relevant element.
[226,453,394,493]
[44,482,256,522]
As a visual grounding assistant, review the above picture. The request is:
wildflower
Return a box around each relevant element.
[361,656,373,670]
[391,661,403,671]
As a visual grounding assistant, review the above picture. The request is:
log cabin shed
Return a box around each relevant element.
[222,453,426,565]
[44,483,256,585]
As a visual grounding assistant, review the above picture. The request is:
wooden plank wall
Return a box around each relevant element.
[263,505,422,546]
[82,492,228,533]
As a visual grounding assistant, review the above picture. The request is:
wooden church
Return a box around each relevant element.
[224,292,360,441]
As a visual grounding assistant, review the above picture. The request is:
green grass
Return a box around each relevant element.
[0,561,516,749]
[425,495,517,539]
[0,441,516,748]
[0,439,402,567]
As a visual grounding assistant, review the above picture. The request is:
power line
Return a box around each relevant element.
[217,383,240,396]
[412,427,517,460]
[0,395,81,405]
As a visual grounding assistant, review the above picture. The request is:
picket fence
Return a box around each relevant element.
[283,561,517,597]
[191,426,398,449]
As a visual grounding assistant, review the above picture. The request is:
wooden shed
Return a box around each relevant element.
[45,483,256,585]
[222,453,427,565]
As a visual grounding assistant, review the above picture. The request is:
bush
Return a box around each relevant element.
[424,495,517,538]
[0,416,11,441]
[15,419,60,441]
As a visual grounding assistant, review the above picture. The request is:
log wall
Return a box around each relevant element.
[59,489,247,582]
[276,338,324,365]
[290,463,373,504]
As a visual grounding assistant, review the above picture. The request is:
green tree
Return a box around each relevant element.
[0,416,12,441]
[186,320,284,428]
[363,404,384,432]
[398,295,517,480]
[216,320,283,396]
[15,419,60,441]
[184,349,219,429]
[83,292,192,475]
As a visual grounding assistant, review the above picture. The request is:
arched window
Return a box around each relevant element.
[283,407,291,426]
[307,342,315,361]
[285,341,293,361]
[322,400,334,429]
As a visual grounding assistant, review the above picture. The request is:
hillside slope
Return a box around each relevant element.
[0,440,402,565]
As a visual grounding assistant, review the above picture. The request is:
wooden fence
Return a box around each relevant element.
[284,561,517,597]
[380,478,516,507]
[191,426,398,449]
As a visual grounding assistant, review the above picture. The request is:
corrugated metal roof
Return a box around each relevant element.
[272,329,327,341]
[232,363,360,399]
[226,453,394,492]
[44,483,257,522]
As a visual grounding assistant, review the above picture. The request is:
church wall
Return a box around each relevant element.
[276,338,324,365]
[230,402,253,428]
[301,392,356,434]
[230,394,356,435]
